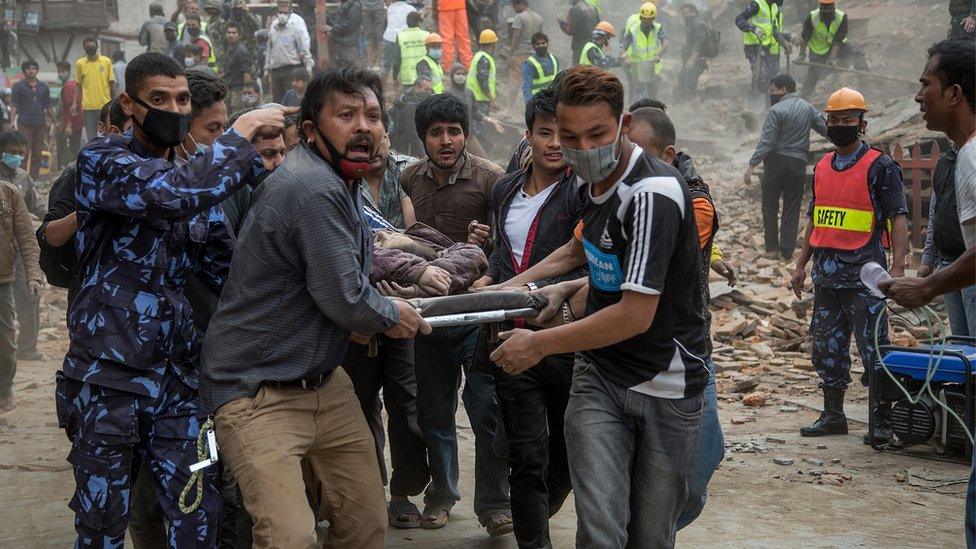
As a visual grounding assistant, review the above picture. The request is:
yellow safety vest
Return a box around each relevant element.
[466,50,496,102]
[397,27,430,86]
[579,41,603,65]
[178,22,217,69]
[809,9,847,56]
[742,0,774,47]
[417,56,444,93]
[525,53,558,96]
[626,21,663,82]
[769,6,783,55]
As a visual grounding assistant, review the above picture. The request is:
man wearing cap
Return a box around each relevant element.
[417,33,446,93]
[798,0,870,99]
[789,87,908,442]
[579,21,617,69]
[620,2,668,103]
[467,29,499,113]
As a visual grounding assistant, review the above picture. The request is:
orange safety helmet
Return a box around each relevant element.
[594,21,616,36]
[819,0,836,4]
[825,87,868,112]
[425,33,444,46]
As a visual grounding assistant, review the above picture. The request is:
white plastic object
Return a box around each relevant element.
[860,262,892,299]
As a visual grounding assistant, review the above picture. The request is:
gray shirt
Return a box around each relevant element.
[749,93,828,166]
[200,144,399,414]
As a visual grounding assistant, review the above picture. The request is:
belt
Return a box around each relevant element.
[263,370,333,390]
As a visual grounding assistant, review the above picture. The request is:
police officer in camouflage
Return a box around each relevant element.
[54,52,289,548]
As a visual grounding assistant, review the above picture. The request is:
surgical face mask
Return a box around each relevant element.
[129,95,192,148]
[428,48,442,60]
[1,153,23,169]
[826,124,861,148]
[184,57,197,68]
[452,73,467,85]
[276,13,289,26]
[243,93,259,106]
[562,116,624,184]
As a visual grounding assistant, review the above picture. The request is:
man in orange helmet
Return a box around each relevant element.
[789,87,908,442]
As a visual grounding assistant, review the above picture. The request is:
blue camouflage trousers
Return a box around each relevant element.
[810,285,889,390]
[55,370,220,548]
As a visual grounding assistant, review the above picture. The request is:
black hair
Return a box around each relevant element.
[109,99,127,129]
[20,60,38,72]
[770,73,797,92]
[56,60,72,72]
[292,68,310,82]
[0,131,28,150]
[631,107,676,147]
[184,44,203,57]
[226,107,256,128]
[243,81,260,93]
[149,3,164,17]
[225,21,241,33]
[299,67,385,140]
[512,0,528,6]
[112,50,126,63]
[185,13,202,23]
[415,93,469,138]
[83,36,97,46]
[407,11,422,27]
[186,69,227,118]
[125,52,185,98]
[681,3,699,13]
[524,88,555,132]
[99,100,113,126]
[531,32,548,45]
[927,38,976,113]
[628,97,667,112]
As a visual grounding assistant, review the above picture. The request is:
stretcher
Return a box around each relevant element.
[410,291,548,329]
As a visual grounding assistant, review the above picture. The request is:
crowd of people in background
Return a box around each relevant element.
[0,1,971,548]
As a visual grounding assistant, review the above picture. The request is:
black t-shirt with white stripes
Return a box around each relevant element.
[578,146,708,398]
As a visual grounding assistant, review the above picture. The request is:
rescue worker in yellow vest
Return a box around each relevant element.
[467,29,499,112]
[736,0,788,108]
[579,21,617,69]
[620,3,668,102]
[790,88,908,443]
[179,13,217,70]
[798,0,870,99]
[521,32,558,103]
[394,11,430,90]
[417,33,446,94]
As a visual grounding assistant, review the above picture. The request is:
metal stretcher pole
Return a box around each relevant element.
[424,307,541,328]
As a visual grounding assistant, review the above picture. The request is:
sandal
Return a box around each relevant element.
[420,501,453,530]
[389,499,422,529]
[485,510,514,538]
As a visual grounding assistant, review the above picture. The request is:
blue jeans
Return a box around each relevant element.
[941,260,976,337]
[565,357,704,548]
[677,359,724,530]
[413,325,510,523]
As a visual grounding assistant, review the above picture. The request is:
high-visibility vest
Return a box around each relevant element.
[417,55,444,93]
[397,27,430,86]
[466,50,496,101]
[809,147,886,251]
[178,21,209,41]
[808,9,847,56]
[742,0,775,47]
[579,41,603,65]
[525,53,558,96]
[625,20,663,82]
[769,6,783,55]
[178,23,217,68]
[585,0,601,12]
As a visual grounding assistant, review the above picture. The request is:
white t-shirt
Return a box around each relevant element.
[384,2,417,42]
[956,136,976,249]
[505,182,557,266]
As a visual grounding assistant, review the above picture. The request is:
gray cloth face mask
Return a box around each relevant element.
[561,116,623,184]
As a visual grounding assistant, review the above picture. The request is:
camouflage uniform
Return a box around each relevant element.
[55,129,265,547]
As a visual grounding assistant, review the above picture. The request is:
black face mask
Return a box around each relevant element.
[821,9,835,23]
[770,93,785,105]
[130,95,192,148]
[84,46,97,56]
[533,47,548,58]
[826,124,861,147]
[311,125,375,181]
[188,27,201,37]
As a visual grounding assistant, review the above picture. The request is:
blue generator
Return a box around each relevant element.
[869,336,975,459]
